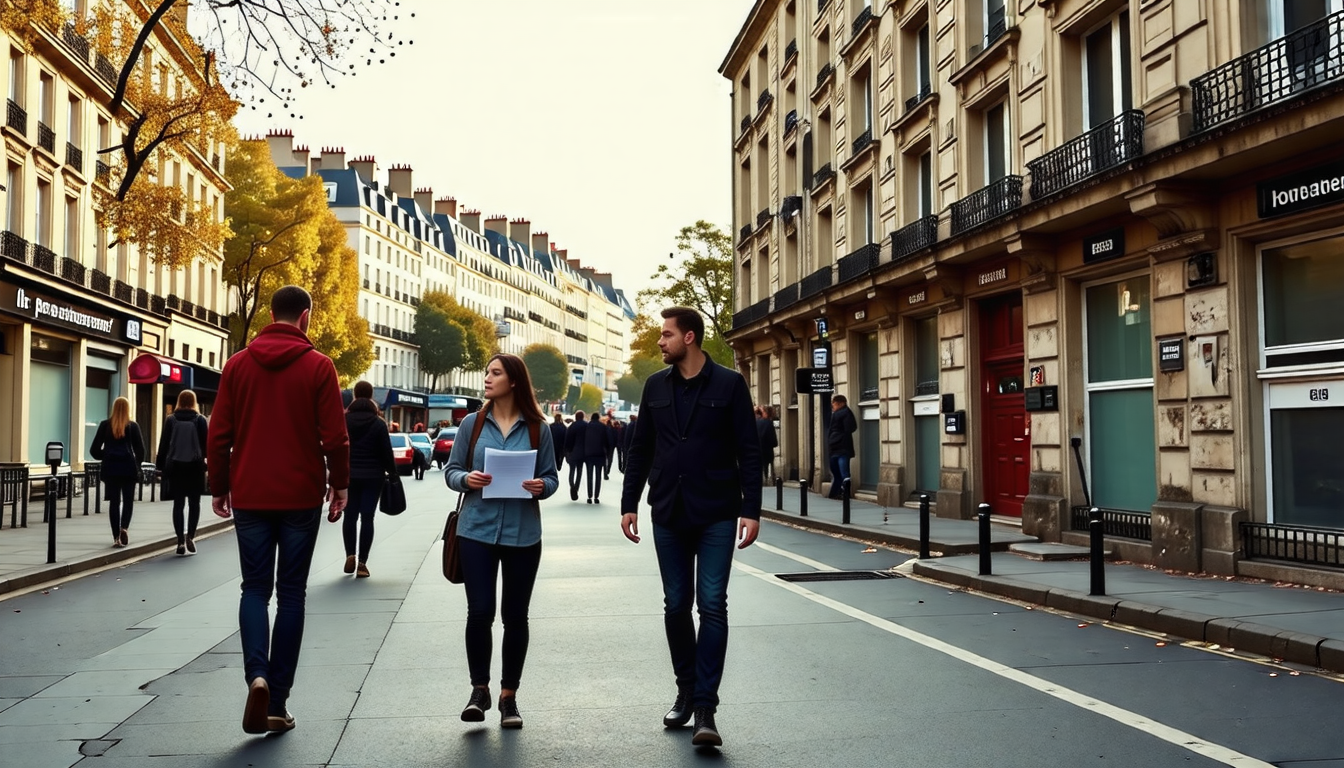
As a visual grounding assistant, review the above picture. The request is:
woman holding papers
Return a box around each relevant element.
[443,353,559,729]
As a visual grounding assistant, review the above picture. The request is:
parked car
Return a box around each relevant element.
[432,426,458,468]
[408,433,433,465]
[389,433,415,475]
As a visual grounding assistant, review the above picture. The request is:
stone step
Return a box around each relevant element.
[1009,542,1111,561]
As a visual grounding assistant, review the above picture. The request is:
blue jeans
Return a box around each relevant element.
[652,519,736,710]
[460,537,542,690]
[828,455,852,498]
[233,507,322,704]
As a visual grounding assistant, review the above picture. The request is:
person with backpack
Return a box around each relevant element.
[343,380,396,578]
[89,396,146,548]
[444,353,558,729]
[157,389,209,555]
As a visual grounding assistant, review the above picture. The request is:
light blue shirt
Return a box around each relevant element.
[445,410,559,547]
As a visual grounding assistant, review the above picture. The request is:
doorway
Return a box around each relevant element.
[979,292,1028,517]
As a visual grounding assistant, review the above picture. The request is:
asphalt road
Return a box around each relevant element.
[1,467,1341,767]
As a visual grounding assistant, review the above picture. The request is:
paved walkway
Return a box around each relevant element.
[4,481,1344,674]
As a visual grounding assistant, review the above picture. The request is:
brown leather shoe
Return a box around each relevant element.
[119,528,128,546]
[356,562,370,578]
[344,555,357,574]
[243,678,270,734]
[267,709,296,732]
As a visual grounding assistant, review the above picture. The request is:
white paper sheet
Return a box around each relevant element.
[481,448,538,499]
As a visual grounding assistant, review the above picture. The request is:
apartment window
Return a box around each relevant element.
[918,151,933,217]
[984,101,1009,184]
[35,178,51,247]
[66,95,81,148]
[63,196,77,260]
[852,65,873,134]
[182,343,190,360]
[916,24,931,96]
[1269,0,1343,38]
[95,221,108,273]
[1083,11,1133,129]
[1084,274,1156,512]
[983,0,1007,47]
[5,162,20,232]
[911,315,940,495]
[8,48,23,108]
[38,71,54,126]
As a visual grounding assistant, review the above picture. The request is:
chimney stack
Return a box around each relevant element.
[434,196,458,218]
[484,215,508,237]
[264,129,294,169]
[531,232,550,256]
[319,146,345,173]
[508,218,531,246]
[413,187,433,214]
[460,209,481,233]
[293,144,310,173]
[348,155,377,184]
[387,164,414,198]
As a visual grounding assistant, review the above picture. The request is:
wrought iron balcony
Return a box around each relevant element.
[818,0,829,13]
[972,11,1009,56]
[6,99,26,135]
[95,160,111,184]
[773,282,800,312]
[65,142,83,172]
[1027,110,1144,200]
[503,306,526,322]
[851,128,874,157]
[891,215,939,262]
[739,223,753,243]
[732,297,772,330]
[90,269,111,294]
[196,304,210,321]
[59,257,85,285]
[851,5,875,38]
[785,39,798,64]
[113,280,133,303]
[94,54,117,84]
[182,300,197,317]
[949,175,1023,236]
[37,122,55,153]
[780,195,803,219]
[756,208,772,228]
[837,242,879,282]
[740,115,751,135]
[1,231,28,262]
[816,62,835,90]
[1192,10,1344,132]
[784,109,799,135]
[33,245,57,273]
[904,83,932,112]
[150,293,165,314]
[208,310,222,326]
[799,264,833,299]
[812,162,835,189]
[757,89,773,113]
[363,278,370,289]
[61,23,90,61]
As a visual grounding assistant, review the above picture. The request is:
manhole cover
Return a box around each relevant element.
[775,571,903,583]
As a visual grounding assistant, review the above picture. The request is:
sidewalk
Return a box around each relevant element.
[760,484,1344,674]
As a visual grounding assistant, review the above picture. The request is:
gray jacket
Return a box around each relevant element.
[445,410,559,547]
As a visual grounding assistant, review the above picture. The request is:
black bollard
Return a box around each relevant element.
[919,493,931,559]
[775,477,783,511]
[799,479,809,517]
[978,502,992,576]
[1089,506,1106,596]
[46,475,57,565]
[841,479,851,525]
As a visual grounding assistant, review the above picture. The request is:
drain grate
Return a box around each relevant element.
[775,570,903,583]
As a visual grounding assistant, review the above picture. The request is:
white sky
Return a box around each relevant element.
[231,0,758,301]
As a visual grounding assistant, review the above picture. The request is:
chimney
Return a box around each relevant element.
[319,146,345,173]
[434,196,458,218]
[508,218,530,246]
[460,209,481,233]
[293,144,310,173]
[387,164,414,198]
[484,215,508,237]
[413,187,433,214]
[264,129,294,168]
[348,154,376,184]
[531,232,549,256]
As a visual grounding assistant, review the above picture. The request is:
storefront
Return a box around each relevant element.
[377,388,428,432]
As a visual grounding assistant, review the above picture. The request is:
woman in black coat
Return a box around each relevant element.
[583,414,610,504]
[89,396,145,548]
[156,389,208,555]
[344,380,397,578]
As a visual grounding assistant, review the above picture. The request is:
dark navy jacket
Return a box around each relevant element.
[621,358,761,527]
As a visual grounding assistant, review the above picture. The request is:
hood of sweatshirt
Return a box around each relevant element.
[246,324,314,370]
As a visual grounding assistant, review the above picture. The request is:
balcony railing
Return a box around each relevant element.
[150,294,165,314]
[732,297,772,330]
[1070,506,1152,541]
[780,195,803,220]
[756,208,771,228]
[113,280,132,303]
[773,282,800,312]
[904,83,932,112]
[1241,521,1344,568]
[59,257,85,285]
[182,300,197,318]
[837,242,879,282]
[37,122,55,153]
[32,245,57,273]
[90,269,111,294]
[816,62,835,90]
[740,115,751,135]
[136,288,149,309]
[739,223,753,243]
[94,54,117,84]
[65,142,83,172]
[891,215,939,262]
[1192,10,1344,132]
[1,230,28,262]
[6,99,26,135]
[972,10,1009,56]
[784,109,799,135]
[757,89,773,112]
[166,294,181,310]
[784,39,798,65]
[812,162,835,189]
[950,175,1023,236]
[851,128,873,157]
[799,265,833,299]
[95,160,111,184]
[1027,110,1144,199]
[61,23,90,61]
[851,5,874,38]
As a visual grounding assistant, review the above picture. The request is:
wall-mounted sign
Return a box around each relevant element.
[912,399,940,416]
[943,410,966,434]
[1268,380,1340,409]
[1257,159,1344,219]
[0,281,142,346]
[815,317,830,339]
[1083,227,1125,264]
[812,346,830,368]
[969,260,1020,295]
[128,353,192,387]
[1024,385,1058,412]
[795,367,834,395]
[1158,336,1185,372]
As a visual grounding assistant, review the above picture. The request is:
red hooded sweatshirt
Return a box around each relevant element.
[207,323,350,510]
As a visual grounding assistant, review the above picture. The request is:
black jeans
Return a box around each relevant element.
[343,477,381,562]
[585,459,603,500]
[568,459,584,497]
[168,462,203,544]
[104,477,136,537]
[460,537,542,690]
[653,520,736,709]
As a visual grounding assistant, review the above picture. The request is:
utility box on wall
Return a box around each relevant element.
[943,410,965,435]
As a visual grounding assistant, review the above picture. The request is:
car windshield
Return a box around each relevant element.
[389,435,410,447]
[409,434,431,446]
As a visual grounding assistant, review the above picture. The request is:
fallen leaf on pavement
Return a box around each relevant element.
[861,547,876,553]
[1155,641,1167,647]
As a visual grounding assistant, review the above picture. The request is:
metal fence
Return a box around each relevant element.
[1026,110,1144,199]
[1070,505,1152,541]
[950,175,1022,236]
[891,215,939,263]
[1241,521,1344,568]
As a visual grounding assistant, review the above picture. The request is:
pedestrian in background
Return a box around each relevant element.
[344,380,395,579]
[564,411,588,501]
[621,306,761,748]
[620,414,638,473]
[827,394,858,499]
[445,353,559,729]
[755,405,777,485]
[208,285,349,736]
[603,411,618,480]
[89,396,145,548]
[157,389,208,556]
[583,412,609,503]
[549,411,567,473]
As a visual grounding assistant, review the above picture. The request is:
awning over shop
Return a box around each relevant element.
[376,388,428,409]
[128,353,193,388]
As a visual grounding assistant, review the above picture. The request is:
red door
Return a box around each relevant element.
[980,293,1028,517]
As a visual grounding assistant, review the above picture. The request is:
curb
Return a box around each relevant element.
[759,508,1018,555]
[0,517,235,596]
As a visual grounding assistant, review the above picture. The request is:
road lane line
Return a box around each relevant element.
[755,541,839,572]
[736,559,1273,768]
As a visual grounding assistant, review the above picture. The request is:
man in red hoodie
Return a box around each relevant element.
[208,285,350,735]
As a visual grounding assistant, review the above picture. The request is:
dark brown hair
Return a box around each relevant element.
[271,285,312,323]
[486,353,544,424]
[661,306,704,347]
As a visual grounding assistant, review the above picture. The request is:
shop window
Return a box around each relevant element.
[84,355,121,461]
[1262,234,1344,356]
[29,336,72,466]
[1084,275,1155,511]
[858,332,880,492]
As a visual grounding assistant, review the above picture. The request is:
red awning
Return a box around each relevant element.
[128,353,191,385]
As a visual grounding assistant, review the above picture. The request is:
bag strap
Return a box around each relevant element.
[466,402,541,465]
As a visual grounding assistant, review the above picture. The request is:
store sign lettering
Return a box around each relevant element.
[908,290,925,305]
[1310,387,1329,402]
[1257,159,1344,219]
[978,267,1007,286]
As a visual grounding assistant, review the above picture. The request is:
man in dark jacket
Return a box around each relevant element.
[208,286,349,736]
[621,306,760,749]
[564,411,588,501]
[603,411,619,479]
[549,412,568,473]
[583,413,610,503]
[755,406,777,485]
[827,394,858,499]
[619,414,638,472]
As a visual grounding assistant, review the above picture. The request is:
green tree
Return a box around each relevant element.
[615,355,664,402]
[414,302,467,392]
[628,312,661,360]
[638,220,734,365]
[418,290,497,382]
[521,344,568,404]
[279,213,374,385]
[576,383,604,415]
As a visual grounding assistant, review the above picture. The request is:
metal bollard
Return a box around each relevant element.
[978,502,992,576]
[919,493,931,559]
[775,477,783,511]
[799,479,809,517]
[1089,506,1106,596]
[841,480,851,525]
[46,476,57,565]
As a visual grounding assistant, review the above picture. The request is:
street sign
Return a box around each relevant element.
[795,367,834,395]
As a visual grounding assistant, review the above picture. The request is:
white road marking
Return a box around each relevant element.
[755,541,839,572]
[735,559,1274,768]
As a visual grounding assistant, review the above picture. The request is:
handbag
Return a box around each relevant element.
[379,475,407,515]
[441,502,463,584]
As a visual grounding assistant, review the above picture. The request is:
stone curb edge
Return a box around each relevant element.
[759,508,1016,555]
[0,518,235,596]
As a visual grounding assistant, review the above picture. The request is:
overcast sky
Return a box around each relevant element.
[231,0,757,301]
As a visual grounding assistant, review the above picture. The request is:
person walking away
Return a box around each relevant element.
[583,412,608,504]
[620,415,638,473]
[756,406,778,485]
[827,394,858,499]
[208,286,350,735]
[89,396,145,548]
[344,380,396,578]
[157,389,208,555]
[564,411,588,501]
[621,306,761,748]
[613,419,626,474]
[603,412,618,479]
[549,412,567,474]
[445,353,559,729]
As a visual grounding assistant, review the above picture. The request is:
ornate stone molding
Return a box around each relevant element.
[1006,234,1057,294]
[1125,182,1218,239]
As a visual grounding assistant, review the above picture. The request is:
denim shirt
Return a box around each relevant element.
[444,410,559,547]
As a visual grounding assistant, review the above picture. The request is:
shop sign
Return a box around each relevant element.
[1269,381,1340,409]
[386,390,428,408]
[1257,159,1344,219]
[795,367,834,395]
[969,260,1020,294]
[0,281,141,346]
[1083,228,1125,264]
[1158,337,1185,372]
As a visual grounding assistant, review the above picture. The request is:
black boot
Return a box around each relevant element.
[691,707,721,746]
[663,688,693,727]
